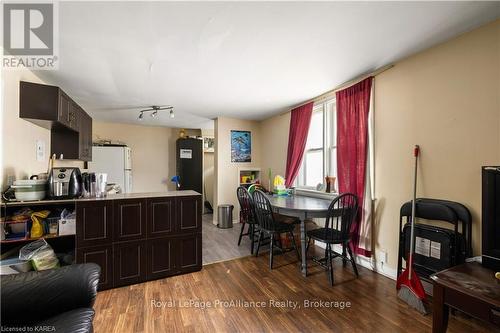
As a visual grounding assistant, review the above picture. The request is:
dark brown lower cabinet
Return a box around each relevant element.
[113,241,147,287]
[178,233,202,273]
[147,237,175,280]
[76,245,113,290]
[74,195,202,290]
[76,200,113,248]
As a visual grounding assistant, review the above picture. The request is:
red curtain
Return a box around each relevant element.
[285,102,314,188]
[336,77,373,256]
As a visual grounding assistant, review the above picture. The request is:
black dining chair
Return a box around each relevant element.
[306,193,359,286]
[236,186,259,254]
[252,190,301,270]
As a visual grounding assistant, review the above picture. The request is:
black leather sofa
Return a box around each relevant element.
[1,263,100,333]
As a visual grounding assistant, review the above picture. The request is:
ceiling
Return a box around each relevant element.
[34,1,500,129]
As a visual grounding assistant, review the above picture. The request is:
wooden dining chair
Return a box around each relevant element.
[252,190,301,270]
[306,193,359,286]
[236,186,259,254]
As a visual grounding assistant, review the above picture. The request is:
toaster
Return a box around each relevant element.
[48,167,82,199]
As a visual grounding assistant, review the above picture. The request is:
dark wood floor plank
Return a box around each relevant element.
[93,247,497,333]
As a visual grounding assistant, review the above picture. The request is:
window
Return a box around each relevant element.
[295,99,336,189]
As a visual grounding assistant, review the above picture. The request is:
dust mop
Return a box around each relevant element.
[396,145,428,315]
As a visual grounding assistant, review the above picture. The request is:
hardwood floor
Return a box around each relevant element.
[93,246,496,333]
[202,214,252,264]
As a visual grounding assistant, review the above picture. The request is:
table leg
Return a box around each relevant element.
[432,284,449,333]
[300,218,307,277]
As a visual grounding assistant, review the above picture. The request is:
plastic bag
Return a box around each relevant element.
[19,239,59,271]
[30,210,50,238]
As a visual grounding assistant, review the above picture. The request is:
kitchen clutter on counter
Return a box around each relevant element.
[2,161,111,203]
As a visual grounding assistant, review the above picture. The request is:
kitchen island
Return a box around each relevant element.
[1,191,202,290]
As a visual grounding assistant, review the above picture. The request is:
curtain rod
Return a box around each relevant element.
[282,64,394,114]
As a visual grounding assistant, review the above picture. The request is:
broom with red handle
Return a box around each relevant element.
[396,145,428,315]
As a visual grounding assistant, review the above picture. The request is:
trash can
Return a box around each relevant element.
[217,204,234,229]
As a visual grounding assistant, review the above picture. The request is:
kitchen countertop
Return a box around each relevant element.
[1,190,201,207]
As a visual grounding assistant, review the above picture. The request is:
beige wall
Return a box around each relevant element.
[93,121,178,192]
[202,128,215,212]
[203,151,214,208]
[1,70,83,190]
[0,69,203,194]
[373,20,500,271]
[214,117,262,223]
[259,20,500,275]
[259,112,291,189]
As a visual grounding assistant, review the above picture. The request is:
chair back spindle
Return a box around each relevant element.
[323,193,359,241]
[252,190,276,231]
[237,186,255,224]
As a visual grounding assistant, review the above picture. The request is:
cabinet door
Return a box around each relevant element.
[76,201,113,248]
[177,233,202,273]
[78,110,92,161]
[68,101,79,131]
[147,237,175,280]
[113,199,147,242]
[147,197,176,238]
[176,196,202,233]
[58,92,68,125]
[113,241,147,287]
[76,245,113,290]
[85,111,93,160]
[57,89,73,128]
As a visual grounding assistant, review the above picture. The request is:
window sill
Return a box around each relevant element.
[295,188,337,200]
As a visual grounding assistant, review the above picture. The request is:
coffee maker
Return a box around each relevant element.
[48,167,82,199]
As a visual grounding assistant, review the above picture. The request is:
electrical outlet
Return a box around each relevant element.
[36,140,46,162]
[379,250,388,264]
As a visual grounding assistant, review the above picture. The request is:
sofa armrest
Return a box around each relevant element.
[1,263,100,325]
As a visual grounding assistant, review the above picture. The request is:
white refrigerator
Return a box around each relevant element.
[88,146,132,193]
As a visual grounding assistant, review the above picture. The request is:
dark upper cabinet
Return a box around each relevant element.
[113,199,147,242]
[177,196,202,233]
[147,197,176,238]
[113,240,147,287]
[76,245,113,290]
[78,110,92,161]
[20,81,62,128]
[76,200,113,248]
[58,91,71,128]
[19,81,92,161]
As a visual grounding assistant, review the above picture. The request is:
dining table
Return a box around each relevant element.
[265,193,335,277]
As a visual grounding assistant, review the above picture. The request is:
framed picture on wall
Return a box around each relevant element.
[231,130,251,162]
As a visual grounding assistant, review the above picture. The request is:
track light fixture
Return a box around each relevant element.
[136,105,174,121]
